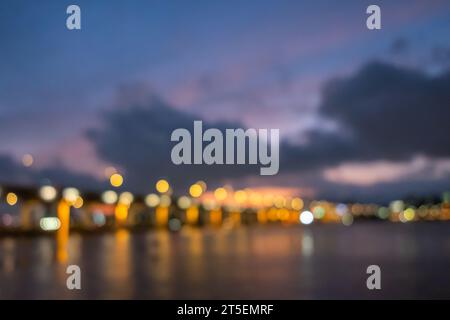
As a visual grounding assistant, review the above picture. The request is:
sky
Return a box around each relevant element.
[1,0,450,202]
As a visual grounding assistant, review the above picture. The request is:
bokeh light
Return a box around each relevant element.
[39,217,61,231]
[119,192,134,206]
[291,197,304,211]
[234,190,247,204]
[6,192,18,206]
[102,190,118,204]
[189,183,203,198]
[110,173,124,188]
[300,210,314,225]
[214,187,228,201]
[39,185,57,202]
[63,188,79,204]
[177,196,191,209]
[145,193,160,207]
[156,179,170,193]
[73,196,84,209]
[22,154,34,167]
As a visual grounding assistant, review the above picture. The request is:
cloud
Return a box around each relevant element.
[318,61,450,160]
[323,156,450,186]
[87,94,265,193]
[274,61,450,200]
[86,61,450,200]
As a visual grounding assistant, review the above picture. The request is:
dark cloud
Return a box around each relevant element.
[318,61,450,161]
[87,95,264,193]
[278,61,450,173]
[280,130,356,172]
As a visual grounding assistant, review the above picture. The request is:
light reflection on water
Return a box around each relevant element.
[1,223,450,299]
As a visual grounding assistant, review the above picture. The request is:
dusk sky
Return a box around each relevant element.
[1,0,450,202]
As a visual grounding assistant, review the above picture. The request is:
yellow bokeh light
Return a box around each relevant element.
[186,206,199,224]
[6,192,18,206]
[291,197,304,211]
[156,179,170,193]
[214,187,228,201]
[404,208,416,221]
[115,203,128,224]
[73,196,84,209]
[274,196,286,208]
[234,190,247,203]
[110,173,123,187]
[189,184,203,198]
[156,206,169,227]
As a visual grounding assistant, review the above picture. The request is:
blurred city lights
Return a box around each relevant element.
[110,173,124,188]
[63,188,80,204]
[249,192,263,206]
[119,192,134,206]
[39,217,61,231]
[234,190,247,204]
[377,207,390,219]
[391,200,404,213]
[102,190,118,204]
[291,197,304,211]
[273,196,286,208]
[145,193,160,207]
[73,196,84,209]
[312,206,325,219]
[0,177,448,232]
[22,154,34,167]
[177,196,191,209]
[342,213,354,226]
[300,211,314,225]
[336,203,348,216]
[160,194,171,207]
[156,179,170,193]
[115,204,128,223]
[214,187,227,201]
[6,192,18,206]
[92,211,106,227]
[203,198,216,210]
[39,185,57,202]
[403,208,416,221]
[189,183,203,198]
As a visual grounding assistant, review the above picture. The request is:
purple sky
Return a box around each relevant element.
[1,0,450,202]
